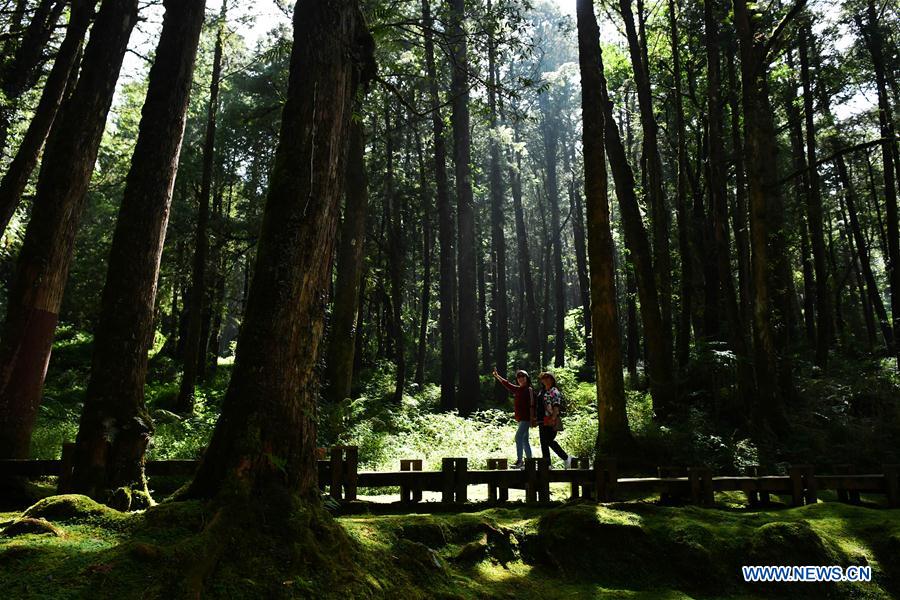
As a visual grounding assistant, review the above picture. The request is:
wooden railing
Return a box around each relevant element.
[2,444,898,509]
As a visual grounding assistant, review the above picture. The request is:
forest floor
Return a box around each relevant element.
[1,491,899,598]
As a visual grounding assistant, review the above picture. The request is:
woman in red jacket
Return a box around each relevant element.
[492,368,536,469]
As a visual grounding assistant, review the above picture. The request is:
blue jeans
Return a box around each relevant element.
[515,420,532,462]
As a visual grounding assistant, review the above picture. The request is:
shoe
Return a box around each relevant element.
[564,457,572,469]
[511,460,523,470]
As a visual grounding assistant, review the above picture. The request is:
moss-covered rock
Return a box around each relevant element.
[396,521,449,548]
[746,520,840,566]
[22,494,117,522]
[1,517,63,537]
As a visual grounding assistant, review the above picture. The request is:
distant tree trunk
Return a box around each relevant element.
[510,124,541,366]
[414,129,432,388]
[726,51,752,330]
[422,0,456,411]
[384,100,405,404]
[477,239,492,373]
[0,0,66,156]
[185,0,373,500]
[0,0,139,459]
[448,0,478,416]
[625,262,639,382]
[798,22,832,368]
[576,0,631,454]
[669,0,691,375]
[68,0,206,498]
[619,0,672,357]
[703,0,753,405]
[856,1,900,370]
[487,8,509,401]
[0,0,93,234]
[564,141,594,374]
[324,120,369,403]
[596,43,675,418]
[539,94,566,368]
[177,2,227,413]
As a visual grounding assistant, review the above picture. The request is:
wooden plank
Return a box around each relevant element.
[344,446,358,501]
[441,458,455,502]
[455,458,468,504]
[538,459,550,502]
[525,458,538,503]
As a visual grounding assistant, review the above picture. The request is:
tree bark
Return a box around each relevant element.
[576,0,630,454]
[185,0,373,499]
[564,140,593,374]
[324,120,369,403]
[177,1,227,413]
[798,22,832,368]
[422,0,456,411]
[0,0,93,234]
[448,0,478,416]
[414,128,432,388]
[384,100,406,404]
[856,1,900,369]
[539,93,566,368]
[0,0,139,459]
[596,37,675,418]
[726,51,752,331]
[68,0,206,498]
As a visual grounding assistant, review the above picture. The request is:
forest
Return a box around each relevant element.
[0,0,900,597]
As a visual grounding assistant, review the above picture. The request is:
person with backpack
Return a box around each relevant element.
[492,367,537,469]
[536,371,571,469]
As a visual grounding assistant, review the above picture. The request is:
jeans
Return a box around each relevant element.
[539,425,568,462]
[515,420,532,462]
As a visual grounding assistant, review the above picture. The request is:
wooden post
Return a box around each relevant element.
[487,458,507,502]
[442,458,455,503]
[570,457,582,499]
[689,467,713,506]
[658,466,684,505]
[884,464,899,508]
[804,465,817,505]
[594,458,617,502]
[789,465,810,507]
[525,458,538,503]
[579,457,591,498]
[330,447,344,501]
[538,458,550,502]
[455,458,468,504]
[746,465,760,507]
[833,464,859,504]
[400,459,415,504]
[56,442,75,493]
[344,446,358,501]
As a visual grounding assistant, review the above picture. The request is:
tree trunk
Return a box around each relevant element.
[856,1,900,370]
[422,0,456,411]
[619,0,672,357]
[384,100,405,404]
[596,43,675,418]
[185,0,373,500]
[798,22,832,368]
[0,0,139,459]
[487,7,509,402]
[414,129,432,388]
[177,2,227,413]
[477,237,492,373]
[324,120,369,403]
[448,0,478,416]
[576,0,631,454]
[0,0,93,234]
[564,141,594,374]
[726,51,752,331]
[539,93,566,368]
[68,0,205,498]
[510,123,541,366]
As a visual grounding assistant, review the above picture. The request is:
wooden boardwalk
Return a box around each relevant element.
[2,445,898,509]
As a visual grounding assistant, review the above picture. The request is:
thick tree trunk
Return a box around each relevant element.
[726,51,752,331]
[477,239,492,373]
[186,0,373,499]
[565,141,594,374]
[384,101,405,404]
[856,1,900,370]
[0,0,139,459]
[177,2,227,413]
[414,130,432,388]
[0,0,93,234]
[422,0,456,411]
[68,0,206,498]
[596,44,675,418]
[798,23,832,368]
[576,0,630,454]
[448,0,478,416]
[324,120,369,403]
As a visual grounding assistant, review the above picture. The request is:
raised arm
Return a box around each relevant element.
[491,367,519,392]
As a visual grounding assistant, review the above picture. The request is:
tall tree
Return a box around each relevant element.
[0,0,140,459]
[855,0,900,370]
[414,128,432,388]
[0,0,93,233]
[186,0,374,499]
[798,20,832,368]
[576,0,630,453]
[68,0,207,499]
[324,119,369,403]
[177,0,227,413]
[448,0,478,415]
[539,91,566,367]
[384,99,406,404]
[422,0,456,410]
[564,139,593,373]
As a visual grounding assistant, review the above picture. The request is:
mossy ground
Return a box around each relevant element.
[2,493,899,599]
